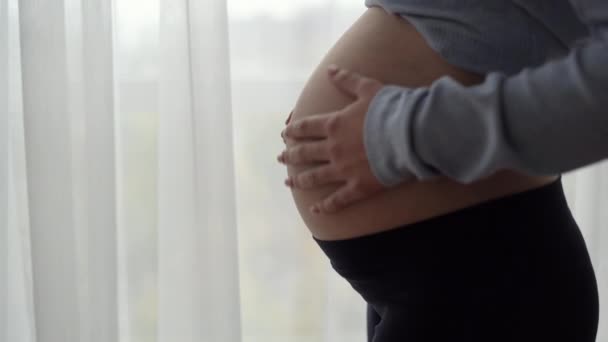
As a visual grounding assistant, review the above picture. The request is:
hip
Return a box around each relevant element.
[316,178,599,341]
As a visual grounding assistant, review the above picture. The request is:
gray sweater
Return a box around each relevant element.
[363,0,608,186]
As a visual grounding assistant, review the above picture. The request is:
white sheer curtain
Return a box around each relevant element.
[1,0,7,339]
[157,0,240,341]
[3,0,608,341]
[563,164,608,342]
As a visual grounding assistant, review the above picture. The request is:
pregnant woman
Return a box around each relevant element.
[280,2,599,342]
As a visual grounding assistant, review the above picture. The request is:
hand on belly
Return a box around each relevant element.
[277,6,557,241]
[278,64,397,215]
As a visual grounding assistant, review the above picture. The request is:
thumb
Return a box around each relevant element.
[327,64,366,98]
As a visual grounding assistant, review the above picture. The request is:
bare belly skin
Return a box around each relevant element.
[285,6,557,241]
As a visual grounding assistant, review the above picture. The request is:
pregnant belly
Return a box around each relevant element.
[285,6,557,241]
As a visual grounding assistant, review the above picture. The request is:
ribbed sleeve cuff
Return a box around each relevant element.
[363,85,441,187]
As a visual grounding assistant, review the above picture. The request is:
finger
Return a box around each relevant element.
[327,65,366,98]
[281,127,295,144]
[313,184,363,214]
[292,164,342,189]
[281,140,330,165]
[285,110,293,125]
[284,114,331,139]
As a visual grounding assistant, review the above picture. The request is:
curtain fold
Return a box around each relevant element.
[8,2,35,341]
[19,1,81,340]
[157,0,241,341]
[74,0,118,341]
[1,0,8,340]
[17,0,118,341]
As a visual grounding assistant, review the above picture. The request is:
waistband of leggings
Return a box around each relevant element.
[313,176,567,270]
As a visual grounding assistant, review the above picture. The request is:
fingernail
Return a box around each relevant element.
[328,64,339,75]
[285,110,293,125]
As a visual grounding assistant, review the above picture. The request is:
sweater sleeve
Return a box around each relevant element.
[363,0,608,186]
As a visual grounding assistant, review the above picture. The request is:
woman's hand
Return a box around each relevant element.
[278,65,391,215]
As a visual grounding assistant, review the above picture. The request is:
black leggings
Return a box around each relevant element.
[314,177,599,342]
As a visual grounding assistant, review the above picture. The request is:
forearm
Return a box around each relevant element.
[364,27,608,186]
